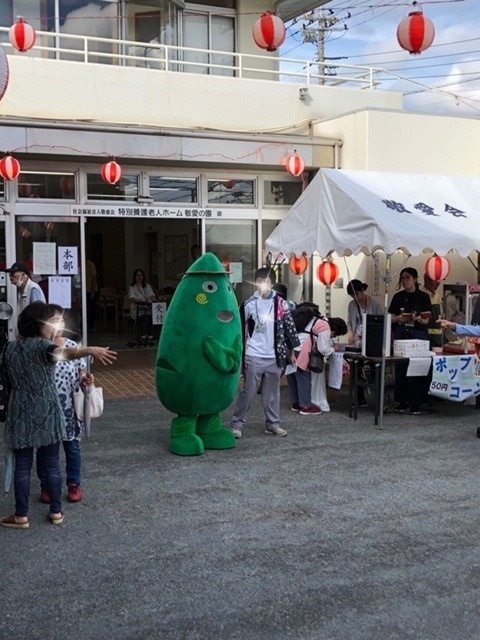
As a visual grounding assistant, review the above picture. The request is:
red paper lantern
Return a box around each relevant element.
[9,17,37,52]
[289,254,309,276]
[253,11,286,52]
[0,47,9,102]
[425,255,451,281]
[101,160,122,185]
[0,155,21,181]
[316,261,339,285]
[397,10,435,55]
[285,152,305,177]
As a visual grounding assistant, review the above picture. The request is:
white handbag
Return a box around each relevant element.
[73,385,104,419]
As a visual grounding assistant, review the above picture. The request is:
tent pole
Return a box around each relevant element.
[377,253,392,430]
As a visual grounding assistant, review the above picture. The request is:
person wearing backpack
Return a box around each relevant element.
[295,316,348,413]
[286,303,323,415]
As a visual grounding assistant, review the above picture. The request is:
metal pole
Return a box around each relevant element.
[377,253,392,430]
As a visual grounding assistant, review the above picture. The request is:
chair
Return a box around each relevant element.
[99,287,119,332]
[123,294,135,343]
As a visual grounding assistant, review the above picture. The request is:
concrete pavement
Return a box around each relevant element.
[1,387,480,640]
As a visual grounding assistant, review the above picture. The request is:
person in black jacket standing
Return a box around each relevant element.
[388,267,432,415]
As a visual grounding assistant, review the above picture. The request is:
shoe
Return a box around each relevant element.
[40,488,51,504]
[265,426,287,436]
[299,405,322,415]
[394,404,410,414]
[0,514,29,529]
[49,513,65,525]
[67,483,83,502]
[231,428,242,439]
[290,403,301,413]
[358,401,368,408]
[410,410,423,416]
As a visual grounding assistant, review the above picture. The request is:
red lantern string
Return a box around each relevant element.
[397,9,435,55]
[0,155,21,181]
[316,261,339,286]
[285,152,305,177]
[0,47,9,102]
[252,11,286,52]
[101,160,122,185]
[425,255,451,281]
[289,254,309,276]
[9,17,37,53]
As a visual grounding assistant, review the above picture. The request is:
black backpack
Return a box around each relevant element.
[291,302,322,333]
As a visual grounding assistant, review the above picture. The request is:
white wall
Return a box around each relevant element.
[313,109,480,175]
[0,57,402,135]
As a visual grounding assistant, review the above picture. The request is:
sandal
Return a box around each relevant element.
[49,513,65,525]
[0,514,29,529]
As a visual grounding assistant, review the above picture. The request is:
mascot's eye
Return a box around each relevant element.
[203,281,217,293]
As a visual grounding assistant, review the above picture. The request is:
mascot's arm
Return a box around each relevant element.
[203,334,243,374]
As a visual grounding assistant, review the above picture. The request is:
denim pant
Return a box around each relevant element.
[286,368,312,408]
[15,442,62,517]
[37,439,82,488]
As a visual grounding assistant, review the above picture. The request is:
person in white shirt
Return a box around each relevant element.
[128,268,156,344]
[5,262,46,314]
[229,267,299,438]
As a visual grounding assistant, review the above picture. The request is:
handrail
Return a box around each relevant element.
[0,26,382,89]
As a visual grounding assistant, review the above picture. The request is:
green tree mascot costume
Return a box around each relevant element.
[156,253,242,455]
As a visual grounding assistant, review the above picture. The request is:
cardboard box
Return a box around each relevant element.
[393,339,430,357]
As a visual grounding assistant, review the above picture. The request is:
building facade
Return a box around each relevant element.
[1,0,477,342]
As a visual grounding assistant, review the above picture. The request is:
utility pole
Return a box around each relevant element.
[298,8,350,84]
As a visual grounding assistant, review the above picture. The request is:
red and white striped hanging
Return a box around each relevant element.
[101,160,122,185]
[0,47,9,102]
[397,10,435,55]
[0,155,21,181]
[285,152,305,177]
[425,255,450,281]
[316,261,339,286]
[253,11,286,52]
[9,17,37,52]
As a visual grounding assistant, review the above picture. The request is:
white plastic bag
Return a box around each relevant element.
[73,386,104,419]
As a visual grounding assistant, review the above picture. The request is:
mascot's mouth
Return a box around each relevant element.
[217,310,234,323]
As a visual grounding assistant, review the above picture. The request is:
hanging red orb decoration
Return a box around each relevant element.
[253,11,286,52]
[101,160,122,185]
[9,17,37,52]
[0,47,9,102]
[425,255,451,281]
[285,152,305,177]
[289,254,309,276]
[0,155,21,181]
[317,261,339,285]
[397,10,435,55]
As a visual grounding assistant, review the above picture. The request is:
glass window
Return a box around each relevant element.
[0,177,4,201]
[207,179,254,205]
[184,8,235,76]
[149,176,198,203]
[206,220,256,304]
[264,180,303,206]
[15,216,82,336]
[41,0,117,62]
[87,174,138,201]
[18,172,76,200]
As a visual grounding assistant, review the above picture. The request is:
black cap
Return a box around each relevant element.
[4,262,31,277]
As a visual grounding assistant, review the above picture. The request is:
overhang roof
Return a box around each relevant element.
[275,0,332,21]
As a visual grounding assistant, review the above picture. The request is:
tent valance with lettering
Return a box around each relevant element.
[265,169,480,258]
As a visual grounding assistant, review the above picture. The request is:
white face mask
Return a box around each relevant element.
[14,277,25,289]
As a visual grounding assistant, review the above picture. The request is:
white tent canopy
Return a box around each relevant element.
[265,168,480,430]
[265,168,480,259]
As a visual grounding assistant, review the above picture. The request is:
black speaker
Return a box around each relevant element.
[361,314,391,357]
